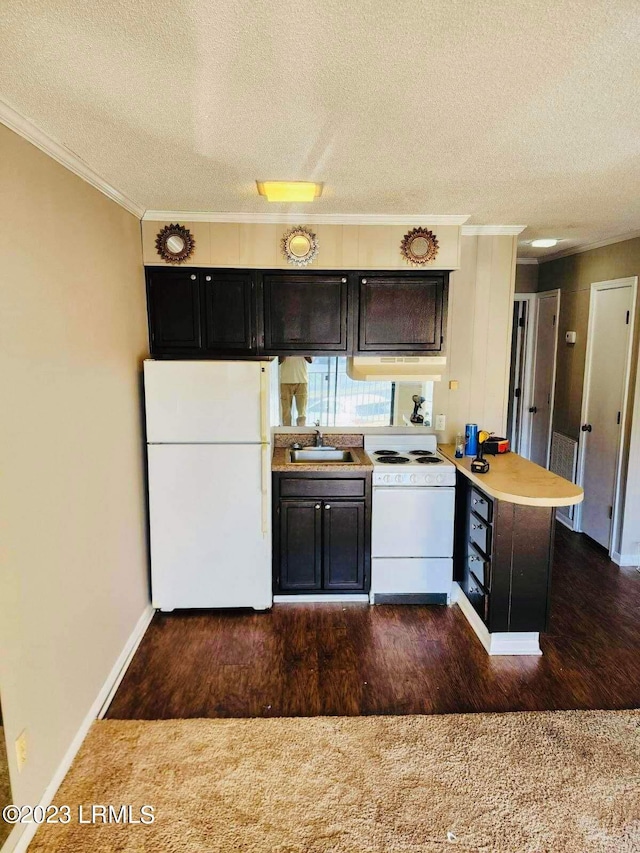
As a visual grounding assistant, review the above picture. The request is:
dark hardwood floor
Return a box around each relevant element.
[107,527,640,719]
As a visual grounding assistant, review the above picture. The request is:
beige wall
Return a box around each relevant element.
[0,124,149,840]
[433,235,517,442]
[142,221,462,270]
[515,262,539,294]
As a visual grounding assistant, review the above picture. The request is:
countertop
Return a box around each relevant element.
[439,445,584,507]
[272,446,373,473]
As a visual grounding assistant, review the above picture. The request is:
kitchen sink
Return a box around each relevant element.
[289,449,354,463]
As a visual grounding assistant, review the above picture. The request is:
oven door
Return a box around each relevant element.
[372,487,455,558]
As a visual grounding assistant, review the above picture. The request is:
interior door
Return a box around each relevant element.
[581,283,634,548]
[529,293,559,467]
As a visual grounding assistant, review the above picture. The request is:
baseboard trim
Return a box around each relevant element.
[7,605,154,853]
[273,594,369,604]
[611,550,640,567]
[451,583,542,656]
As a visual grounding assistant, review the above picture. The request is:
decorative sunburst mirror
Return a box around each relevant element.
[155,223,196,264]
[400,227,439,265]
[281,226,319,267]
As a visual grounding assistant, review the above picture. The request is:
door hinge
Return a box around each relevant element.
[518,316,525,328]
[626,310,630,325]
[553,314,556,326]
[514,388,521,398]
[440,335,444,345]
[608,506,613,520]
[617,411,621,424]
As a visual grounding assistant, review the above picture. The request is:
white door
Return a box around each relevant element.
[529,292,559,467]
[148,444,272,610]
[144,360,271,444]
[580,282,635,549]
[372,488,455,558]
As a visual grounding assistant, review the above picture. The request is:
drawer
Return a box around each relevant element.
[279,478,366,499]
[470,487,493,523]
[464,570,490,625]
[467,541,491,590]
[469,511,492,557]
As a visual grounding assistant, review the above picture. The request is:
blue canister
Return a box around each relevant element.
[465,423,479,456]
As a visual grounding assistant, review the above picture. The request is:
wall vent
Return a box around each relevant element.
[550,432,578,525]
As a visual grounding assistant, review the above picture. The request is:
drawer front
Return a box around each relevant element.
[467,541,491,590]
[470,487,493,523]
[464,570,490,625]
[469,511,492,557]
[279,478,366,499]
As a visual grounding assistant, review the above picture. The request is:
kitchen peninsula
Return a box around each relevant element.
[440,444,584,655]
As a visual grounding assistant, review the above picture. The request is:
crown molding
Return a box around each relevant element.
[0,98,146,219]
[516,258,539,265]
[142,210,471,226]
[461,225,526,236]
[539,229,640,263]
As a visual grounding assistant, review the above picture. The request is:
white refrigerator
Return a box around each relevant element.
[144,360,273,611]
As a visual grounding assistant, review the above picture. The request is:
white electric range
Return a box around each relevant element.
[364,435,456,604]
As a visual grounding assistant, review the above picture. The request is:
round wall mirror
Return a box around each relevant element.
[281,227,319,266]
[400,227,440,265]
[155,224,196,264]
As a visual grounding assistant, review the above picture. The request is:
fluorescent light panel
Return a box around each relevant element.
[256,181,323,202]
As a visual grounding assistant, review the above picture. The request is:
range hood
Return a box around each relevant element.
[347,356,445,382]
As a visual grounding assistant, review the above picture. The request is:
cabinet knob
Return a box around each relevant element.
[315,504,321,510]
[325,504,331,510]
[190,274,196,280]
[205,275,211,281]
[362,278,367,284]
[341,277,347,283]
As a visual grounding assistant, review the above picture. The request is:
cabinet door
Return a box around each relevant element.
[262,274,349,352]
[278,500,322,591]
[322,501,365,590]
[203,271,255,353]
[358,274,446,353]
[147,269,202,352]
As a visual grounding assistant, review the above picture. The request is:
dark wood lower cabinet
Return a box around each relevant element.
[273,473,371,594]
[454,472,554,633]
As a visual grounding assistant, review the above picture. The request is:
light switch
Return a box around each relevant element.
[435,414,446,431]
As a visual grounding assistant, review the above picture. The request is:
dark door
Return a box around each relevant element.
[322,501,365,590]
[262,273,349,352]
[358,274,446,353]
[203,271,255,353]
[278,500,322,591]
[147,268,202,352]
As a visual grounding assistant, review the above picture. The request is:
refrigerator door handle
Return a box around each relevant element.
[261,443,270,537]
[260,364,270,444]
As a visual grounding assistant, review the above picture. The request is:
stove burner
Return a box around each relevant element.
[409,450,434,455]
[374,450,399,456]
[415,456,442,464]
[377,455,410,464]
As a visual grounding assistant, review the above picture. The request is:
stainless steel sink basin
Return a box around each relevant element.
[289,449,354,463]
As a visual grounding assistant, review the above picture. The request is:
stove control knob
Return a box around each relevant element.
[436,474,443,484]
[383,474,391,484]
[410,474,417,484]
[395,474,402,483]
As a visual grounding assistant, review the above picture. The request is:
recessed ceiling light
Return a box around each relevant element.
[256,181,323,203]
[531,239,558,248]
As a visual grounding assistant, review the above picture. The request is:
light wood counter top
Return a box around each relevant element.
[439,445,583,507]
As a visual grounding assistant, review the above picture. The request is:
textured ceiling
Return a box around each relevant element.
[1,1,639,258]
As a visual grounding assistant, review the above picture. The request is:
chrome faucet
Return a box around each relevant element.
[315,429,324,448]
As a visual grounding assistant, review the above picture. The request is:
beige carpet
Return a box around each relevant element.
[28,711,640,853]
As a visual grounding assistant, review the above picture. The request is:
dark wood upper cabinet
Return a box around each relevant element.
[261,273,349,353]
[203,271,255,353]
[147,268,202,352]
[358,273,447,354]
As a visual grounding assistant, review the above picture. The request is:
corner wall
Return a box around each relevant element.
[0,124,149,845]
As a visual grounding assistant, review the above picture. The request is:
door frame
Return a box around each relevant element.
[510,293,538,458]
[526,289,560,466]
[575,276,638,553]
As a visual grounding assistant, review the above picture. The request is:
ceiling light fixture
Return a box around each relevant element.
[531,238,558,248]
[256,181,323,203]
